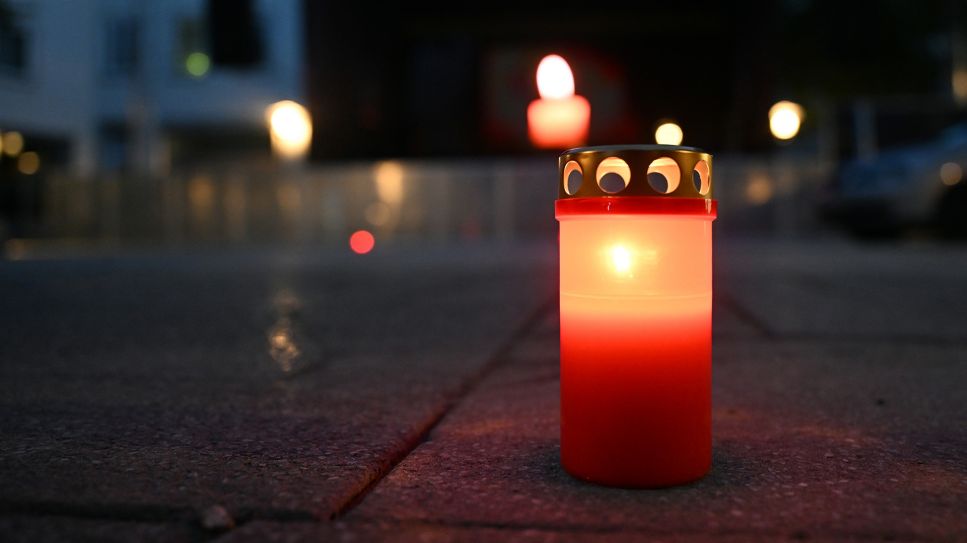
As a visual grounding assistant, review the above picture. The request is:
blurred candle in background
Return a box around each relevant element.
[556,146,716,487]
[527,55,591,150]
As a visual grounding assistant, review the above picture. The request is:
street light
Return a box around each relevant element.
[767,100,805,237]
[768,101,804,141]
[266,100,312,162]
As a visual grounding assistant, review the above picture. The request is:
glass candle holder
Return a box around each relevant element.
[556,145,716,488]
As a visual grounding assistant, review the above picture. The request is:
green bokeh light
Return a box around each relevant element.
[185,52,210,78]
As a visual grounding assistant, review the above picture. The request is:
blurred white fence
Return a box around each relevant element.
[14,154,831,247]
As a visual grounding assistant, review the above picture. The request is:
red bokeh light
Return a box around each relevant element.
[349,230,375,254]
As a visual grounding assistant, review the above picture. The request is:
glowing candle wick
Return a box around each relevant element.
[610,245,633,276]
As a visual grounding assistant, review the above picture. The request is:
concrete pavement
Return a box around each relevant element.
[1,240,965,541]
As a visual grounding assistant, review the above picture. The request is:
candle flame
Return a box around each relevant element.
[536,54,575,100]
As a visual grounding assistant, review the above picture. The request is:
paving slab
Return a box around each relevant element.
[220,519,880,542]
[0,247,556,521]
[711,298,765,339]
[2,240,966,541]
[717,239,967,341]
[0,516,203,543]
[346,315,967,540]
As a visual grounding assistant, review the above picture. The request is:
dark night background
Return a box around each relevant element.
[304,1,965,158]
[2,0,967,243]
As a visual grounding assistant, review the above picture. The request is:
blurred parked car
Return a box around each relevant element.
[822,124,967,238]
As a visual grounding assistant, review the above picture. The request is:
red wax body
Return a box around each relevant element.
[557,206,715,487]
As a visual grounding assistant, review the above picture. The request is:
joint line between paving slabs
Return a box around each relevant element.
[329,295,557,520]
[0,500,198,524]
[342,516,949,541]
[717,292,775,338]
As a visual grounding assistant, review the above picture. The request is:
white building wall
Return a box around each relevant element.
[0,0,304,175]
[0,0,99,175]
[97,0,303,125]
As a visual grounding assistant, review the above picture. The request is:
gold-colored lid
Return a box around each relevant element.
[558,145,713,200]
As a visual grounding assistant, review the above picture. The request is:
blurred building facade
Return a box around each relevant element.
[1,1,965,247]
[0,0,303,176]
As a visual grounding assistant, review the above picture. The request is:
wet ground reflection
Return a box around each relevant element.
[267,287,310,375]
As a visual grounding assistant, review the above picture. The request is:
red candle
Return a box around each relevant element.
[556,146,716,487]
[527,55,591,150]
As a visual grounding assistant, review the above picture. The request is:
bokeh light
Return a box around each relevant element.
[185,52,211,78]
[17,151,40,175]
[654,122,684,145]
[954,69,967,104]
[745,173,774,205]
[374,161,404,204]
[349,230,375,254]
[266,100,313,161]
[940,162,963,186]
[188,175,215,220]
[2,131,24,156]
[768,101,804,141]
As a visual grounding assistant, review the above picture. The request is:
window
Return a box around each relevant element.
[0,2,28,76]
[99,124,129,172]
[207,0,263,69]
[104,16,139,77]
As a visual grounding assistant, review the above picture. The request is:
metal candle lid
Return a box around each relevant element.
[558,145,713,200]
